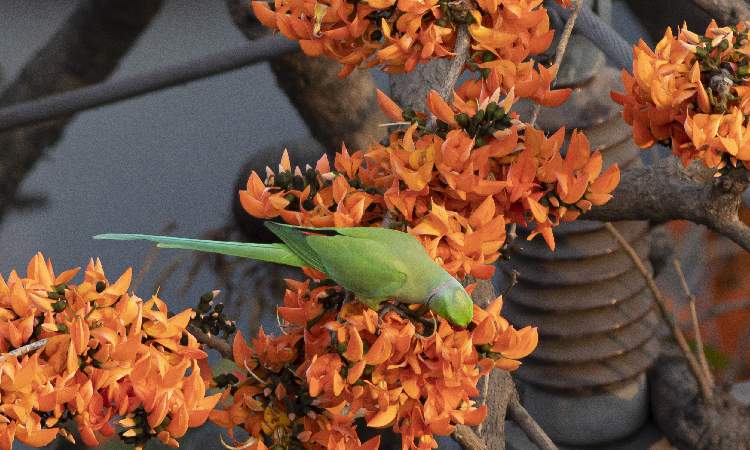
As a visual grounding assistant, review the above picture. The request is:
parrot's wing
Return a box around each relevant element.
[93,234,308,267]
[267,222,428,260]
[264,222,326,272]
[333,226,420,245]
[305,233,407,300]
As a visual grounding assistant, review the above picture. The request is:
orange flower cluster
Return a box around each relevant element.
[253,0,570,89]
[612,21,750,169]
[0,254,220,450]
[210,278,537,450]
[240,86,618,270]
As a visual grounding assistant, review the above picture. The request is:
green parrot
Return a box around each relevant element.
[94,223,474,326]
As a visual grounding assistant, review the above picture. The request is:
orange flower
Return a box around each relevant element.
[252,0,561,79]
[0,254,219,450]
[240,85,616,257]
[613,21,750,169]
[212,278,536,450]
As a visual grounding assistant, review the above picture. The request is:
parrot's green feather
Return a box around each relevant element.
[92,233,307,267]
[263,222,326,272]
[305,234,407,300]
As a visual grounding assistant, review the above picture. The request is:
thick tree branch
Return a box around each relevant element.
[226,0,388,154]
[582,160,750,253]
[0,36,301,133]
[453,425,489,450]
[0,0,163,222]
[462,278,557,450]
[464,278,509,450]
[690,0,750,25]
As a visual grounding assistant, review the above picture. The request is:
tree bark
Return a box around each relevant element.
[226,0,388,155]
[582,160,750,253]
[649,344,750,450]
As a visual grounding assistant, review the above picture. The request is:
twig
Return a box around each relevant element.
[0,35,301,132]
[452,424,489,450]
[528,0,583,127]
[547,1,633,71]
[703,297,750,318]
[501,270,519,299]
[131,221,178,293]
[673,258,714,387]
[381,210,395,229]
[187,324,234,360]
[2,328,233,364]
[427,23,471,130]
[438,23,472,103]
[507,394,558,450]
[0,338,49,361]
[500,223,518,259]
[604,222,715,405]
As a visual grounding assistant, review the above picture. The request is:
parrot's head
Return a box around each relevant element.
[427,278,474,326]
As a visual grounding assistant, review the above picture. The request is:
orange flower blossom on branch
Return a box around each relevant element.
[0,254,221,450]
[209,277,537,450]
[612,20,750,170]
[240,85,619,257]
[252,0,571,88]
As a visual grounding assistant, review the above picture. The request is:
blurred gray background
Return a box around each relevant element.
[0,0,310,308]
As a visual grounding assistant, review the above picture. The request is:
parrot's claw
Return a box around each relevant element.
[413,313,438,339]
[377,302,438,338]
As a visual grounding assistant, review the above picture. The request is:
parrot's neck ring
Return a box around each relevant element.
[426,278,453,307]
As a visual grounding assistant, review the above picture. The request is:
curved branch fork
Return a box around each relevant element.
[583,160,750,252]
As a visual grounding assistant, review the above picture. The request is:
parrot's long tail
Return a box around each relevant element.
[93,234,307,267]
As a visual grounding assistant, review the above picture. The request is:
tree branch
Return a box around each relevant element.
[529,0,582,127]
[547,1,633,71]
[0,36,301,133]
[452,425,489,450]
[582,160,750,253]
[0,0,164,222]
[690,0,750,25]
[604,222,715,406]
[226,0,389,154]
[673,258,714,386]
[0,338,49,361]
[438,24,471,102]
[187,324,234,360]
[506,394,558,450]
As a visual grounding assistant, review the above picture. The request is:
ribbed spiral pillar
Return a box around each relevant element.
[499,65,660,446]
[498,219,659,391]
